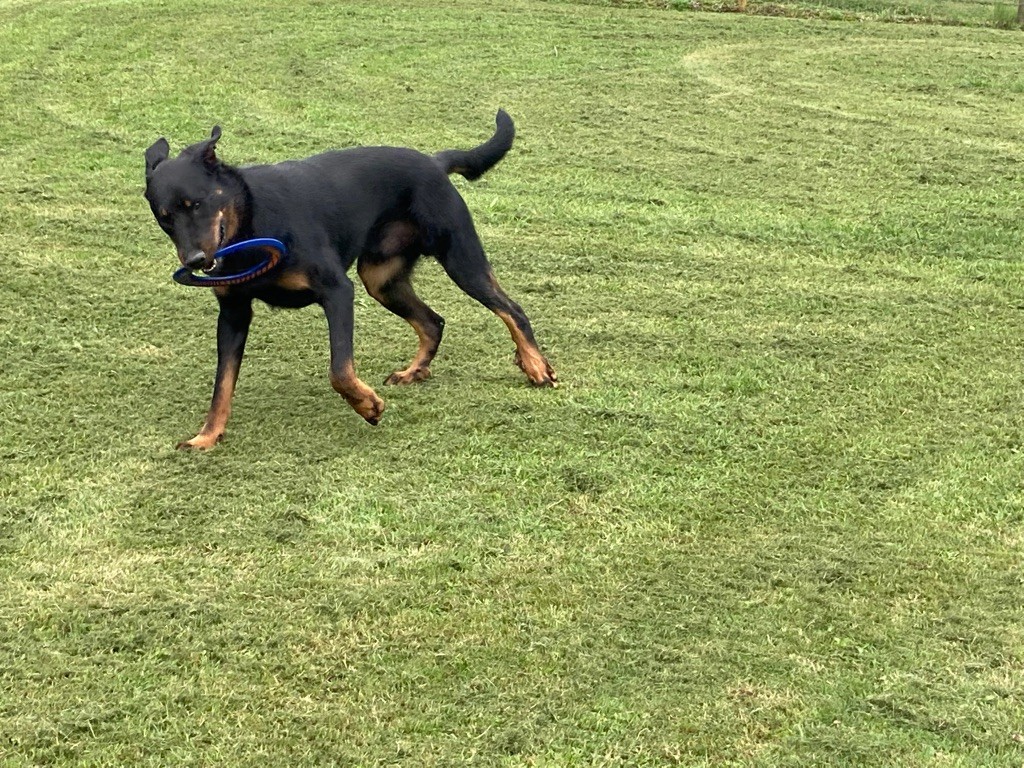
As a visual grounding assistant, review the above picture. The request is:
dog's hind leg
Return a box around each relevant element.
[358,255,445,385]
[321,272,385,424]
[437,227,556,387]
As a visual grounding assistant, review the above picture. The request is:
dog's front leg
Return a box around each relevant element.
[322,276,384,425]
[178,295,253,450]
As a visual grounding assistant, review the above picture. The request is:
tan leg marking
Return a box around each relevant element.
[329,360,385,425]
[495,310,557,387]
[384,319,435,385]
[359,257,442,385]
[177,358,240,450]
[358,258,406,299]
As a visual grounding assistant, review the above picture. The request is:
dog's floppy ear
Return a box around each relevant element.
[145,137,170,180]
[199,125,222,168]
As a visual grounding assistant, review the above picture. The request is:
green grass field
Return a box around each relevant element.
[608,0,1014,26]
[2,0,1024,765]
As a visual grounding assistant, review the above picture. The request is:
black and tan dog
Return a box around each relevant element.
[144,110,556,450]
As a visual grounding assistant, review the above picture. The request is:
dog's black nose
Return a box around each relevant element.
[184,251,208,269]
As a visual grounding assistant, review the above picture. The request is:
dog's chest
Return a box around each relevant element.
[256,285,318,309]
[215,283,317,309]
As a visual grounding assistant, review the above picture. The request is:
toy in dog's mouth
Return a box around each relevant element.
[173,238,287,288]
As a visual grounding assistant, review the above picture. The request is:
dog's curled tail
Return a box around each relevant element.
[434,109,515,181]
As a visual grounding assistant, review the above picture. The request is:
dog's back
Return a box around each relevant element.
[240,146,461,249]
[240,110,515,243]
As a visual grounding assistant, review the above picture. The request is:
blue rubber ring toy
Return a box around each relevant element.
[173,237,287,287]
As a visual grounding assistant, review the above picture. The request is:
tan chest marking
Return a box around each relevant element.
[275,270,312,291]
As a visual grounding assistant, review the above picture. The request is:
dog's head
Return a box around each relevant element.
[143,126,246,272]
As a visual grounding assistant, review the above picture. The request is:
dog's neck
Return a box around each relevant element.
[221,163,255,242]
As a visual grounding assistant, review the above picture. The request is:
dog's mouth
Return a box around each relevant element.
[180,249,217,273]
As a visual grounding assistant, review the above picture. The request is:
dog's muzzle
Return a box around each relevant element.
[184,251,214,271]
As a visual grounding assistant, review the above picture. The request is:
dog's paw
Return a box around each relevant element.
[384,366,431,386]
[530,371,558,388]
[357,392,385,425]
[515,350,558,388]
[342,388,385,425]
[331,372,385,424]
[176,433,222,451]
